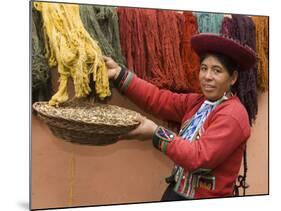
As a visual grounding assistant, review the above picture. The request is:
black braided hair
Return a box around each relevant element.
[229,15,257,196]
[233,148,249,196]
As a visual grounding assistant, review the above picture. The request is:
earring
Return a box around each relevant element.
[229,85,234,97]
[224,87,234,99]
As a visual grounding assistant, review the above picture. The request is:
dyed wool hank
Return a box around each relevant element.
[80,5,125,65]
[32,6,52,102]
[252,16,269,92]
[34,2,111,106]
[221,14,258,125]
[181,12,200,93]
[118,8,191,92]
[196,12,224,34]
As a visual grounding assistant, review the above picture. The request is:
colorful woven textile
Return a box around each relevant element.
[181,101,215,140]
[173,97,227,198]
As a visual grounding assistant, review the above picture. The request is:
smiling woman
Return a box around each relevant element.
[104,33,257,200]
[199,54,238,101]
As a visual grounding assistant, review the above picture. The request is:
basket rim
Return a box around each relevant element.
[32,101,140,128]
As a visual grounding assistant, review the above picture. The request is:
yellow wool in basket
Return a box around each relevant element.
[34,2,111,106]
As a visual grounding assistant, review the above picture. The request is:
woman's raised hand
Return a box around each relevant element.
[103,56,158,141]
[103,56,122,80]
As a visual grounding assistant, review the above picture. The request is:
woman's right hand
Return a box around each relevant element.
[103,56,122,80]
[120,114,158,141]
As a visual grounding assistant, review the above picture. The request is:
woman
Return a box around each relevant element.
[104,33,256,200]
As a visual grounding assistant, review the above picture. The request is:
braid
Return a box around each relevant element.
[233,147,249,196]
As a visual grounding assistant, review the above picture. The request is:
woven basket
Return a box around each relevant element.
[32,101,140,145]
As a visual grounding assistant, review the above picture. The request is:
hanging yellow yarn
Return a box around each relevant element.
[34,2,111,106]
[252,16,269,92]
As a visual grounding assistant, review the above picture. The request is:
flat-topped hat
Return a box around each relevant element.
[191,33,257,70]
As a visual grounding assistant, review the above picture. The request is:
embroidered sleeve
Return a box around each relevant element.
[113,67,134,93]
[152,126,176,154]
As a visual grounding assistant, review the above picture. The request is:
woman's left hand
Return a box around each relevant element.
[121,114,158,141]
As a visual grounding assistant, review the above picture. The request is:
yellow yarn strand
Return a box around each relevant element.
[34,2,111,106]
[68,152,75,207]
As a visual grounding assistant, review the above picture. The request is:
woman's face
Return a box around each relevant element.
[199,55,238,101]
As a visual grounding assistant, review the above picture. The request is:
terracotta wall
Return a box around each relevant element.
[243,91,269,195]
[31,85,269,209]
[31,87,173,209]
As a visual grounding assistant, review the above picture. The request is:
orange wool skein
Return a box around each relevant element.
[117,8,135,71]
[252,16,269,92]
[156,10,187,92]
[118,8,191,92]
[140,9,171,88]
[181,12,201,93]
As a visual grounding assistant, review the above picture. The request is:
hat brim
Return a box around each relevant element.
[191,33,257,71]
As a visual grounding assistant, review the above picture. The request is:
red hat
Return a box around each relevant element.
[191,33,257,70]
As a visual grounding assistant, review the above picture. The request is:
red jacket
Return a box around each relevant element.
[122,73,251,199]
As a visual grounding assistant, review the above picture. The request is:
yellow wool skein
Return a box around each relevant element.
[34,2,111,106]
